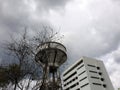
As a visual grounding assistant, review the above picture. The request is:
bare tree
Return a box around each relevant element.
[1,25,64,90]
[2,29,33,90]
[0,66,10,88]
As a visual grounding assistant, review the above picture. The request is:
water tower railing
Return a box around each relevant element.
[37,42,66,53]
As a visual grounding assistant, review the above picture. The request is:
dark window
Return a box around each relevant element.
[70,82,79,89]
[98,72,102,75]
[91,76,99,79]
[88,64,96,67]
[78,71,86,76]
[103,84,106,88]
[64,77,78,86]
[64,84,66,87]
[89,70,97,73]
[64,72,77,82]
[63,60,83,76]
[80,77,87,82]
[101,78,104,81]
[81,83,89,88]
[77,64,84,70]
[93,83,102,86]
[97,67,100,70]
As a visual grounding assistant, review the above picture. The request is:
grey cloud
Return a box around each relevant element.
[64,29,120,64]
[112,50,120,63]
[36,0,71,10]
[111,0,120,3]
[0,0,30,36]
[0,0,71,64]
[61,0,120,62]
[114,55,120,63]
[0,0,71,39]
[0,0,120,89]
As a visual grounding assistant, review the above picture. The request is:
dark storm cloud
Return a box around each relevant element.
[36,0,71,11]
[0,0,71,36]
[0,0,32,37]
[0,0,71,64]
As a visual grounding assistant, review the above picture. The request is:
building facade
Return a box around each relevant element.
[62,56,114,90]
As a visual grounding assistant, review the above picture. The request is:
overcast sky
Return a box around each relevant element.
[0,0,120,89]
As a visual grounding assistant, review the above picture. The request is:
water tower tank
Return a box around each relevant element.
[35,42,67,90]
[35,42,67,68]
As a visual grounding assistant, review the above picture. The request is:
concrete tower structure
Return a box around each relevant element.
[62,56,114,90]
[35,42,67,90]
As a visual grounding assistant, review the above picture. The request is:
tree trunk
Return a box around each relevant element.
[14,84,17,90]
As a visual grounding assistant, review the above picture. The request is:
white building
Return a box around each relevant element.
[62,56,114,90]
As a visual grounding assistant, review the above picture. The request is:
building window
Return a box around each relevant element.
[79,77,87,82]
[64,72,77,82]
[89,70,97,73]
[77,64,84,70]
[91,76,99,79]
[70,82,79,89]
[78,71,86,76]
[81,83,89,88]
[98,72,102,75]
[64,77,78,87]
[87,64,96,68]
[63,60,83,76]
[93,83,102,86]
[101,78,104,81]
[103,84,107,88]
[97,67,100,70]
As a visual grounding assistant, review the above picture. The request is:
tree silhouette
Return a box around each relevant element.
[0,25,64,90]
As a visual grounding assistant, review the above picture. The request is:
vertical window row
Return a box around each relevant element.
[87,64,107,88]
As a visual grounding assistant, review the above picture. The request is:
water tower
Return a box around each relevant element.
[35,42,67,90]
